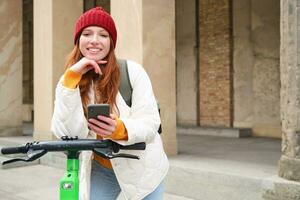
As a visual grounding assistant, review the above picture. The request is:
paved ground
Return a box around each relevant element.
[0,164,191,200]
[0,164,63,200]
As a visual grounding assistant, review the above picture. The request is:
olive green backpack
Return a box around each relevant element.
[118,59,162,134]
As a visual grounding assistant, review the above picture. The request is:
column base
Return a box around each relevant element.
[0,126,22,137]
[278,155,300,182]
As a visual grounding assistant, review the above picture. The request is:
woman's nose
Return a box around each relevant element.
[90,34,100,44]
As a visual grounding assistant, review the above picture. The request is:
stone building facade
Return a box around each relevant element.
[0,0,299,183]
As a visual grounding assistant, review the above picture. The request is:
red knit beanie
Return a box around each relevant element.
[74,7,117,48]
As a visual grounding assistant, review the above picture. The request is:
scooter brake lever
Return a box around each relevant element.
[93,148,139,160]
[2,149,47,165]
[93,148,114,159]
[2,157,29,165]
[111,153,139,160]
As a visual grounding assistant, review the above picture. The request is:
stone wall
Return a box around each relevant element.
[251,0,280,137]
[173,0,281,135]
[233,0,280,137]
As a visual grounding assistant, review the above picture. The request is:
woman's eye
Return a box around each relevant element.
[82,33,91,36]
[101,34,108,38]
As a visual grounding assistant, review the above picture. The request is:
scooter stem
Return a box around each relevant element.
[60,151,80,200]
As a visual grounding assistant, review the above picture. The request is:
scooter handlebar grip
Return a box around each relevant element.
[1,146,27,154]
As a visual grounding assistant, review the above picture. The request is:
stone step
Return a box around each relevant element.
[165,155,300,200]
[164,134,300,200]
[177,126,252,138]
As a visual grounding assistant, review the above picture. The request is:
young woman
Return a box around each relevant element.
[51,7,169,200]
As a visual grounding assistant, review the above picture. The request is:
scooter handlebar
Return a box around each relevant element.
[1,139,146,165]
[1,139,146,155]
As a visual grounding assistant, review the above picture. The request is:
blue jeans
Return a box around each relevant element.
[90,161,164,200]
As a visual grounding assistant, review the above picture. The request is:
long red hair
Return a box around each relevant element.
[64,39,120,117]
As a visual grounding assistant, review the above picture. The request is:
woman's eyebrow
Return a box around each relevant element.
[82,29,108,34]
[98,29,108,33]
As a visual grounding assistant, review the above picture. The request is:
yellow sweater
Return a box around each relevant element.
[63,69,128,169]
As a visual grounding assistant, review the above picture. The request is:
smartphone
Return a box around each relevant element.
[87,104,110,120]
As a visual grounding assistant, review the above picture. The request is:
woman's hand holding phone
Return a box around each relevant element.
[87,104,117,137]
[88,114,117,137]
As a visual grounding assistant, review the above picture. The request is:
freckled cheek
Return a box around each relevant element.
[103,42,111,53]
[79,46,88,57]
[79,36,88,46]
[102,37,110,49]
[79,41,88,55]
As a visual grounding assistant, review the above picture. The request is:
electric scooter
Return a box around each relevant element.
[1,136,145,200]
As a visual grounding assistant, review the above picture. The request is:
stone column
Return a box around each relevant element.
[176,0,198,126]
[279,0,300,181]
[0,0,22,136]
[33,0,82,140]
[111,0,178,155]
[232,0,254,129]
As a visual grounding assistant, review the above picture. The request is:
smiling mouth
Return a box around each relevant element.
[87,48,102,53]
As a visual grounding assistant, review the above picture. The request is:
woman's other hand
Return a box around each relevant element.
[69,57,107,75]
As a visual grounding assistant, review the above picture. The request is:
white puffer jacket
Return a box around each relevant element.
[51,60,169,200]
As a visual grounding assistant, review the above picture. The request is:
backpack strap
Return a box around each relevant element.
[118,59,133,107]
[117,59,162,134]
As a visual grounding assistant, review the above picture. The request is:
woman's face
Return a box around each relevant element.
[79,26,111,61]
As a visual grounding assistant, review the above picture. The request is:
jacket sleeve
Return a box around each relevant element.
[51,77,89,139]
[118,60,161,145]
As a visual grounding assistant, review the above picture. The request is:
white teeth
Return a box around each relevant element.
[88,48,101,53]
